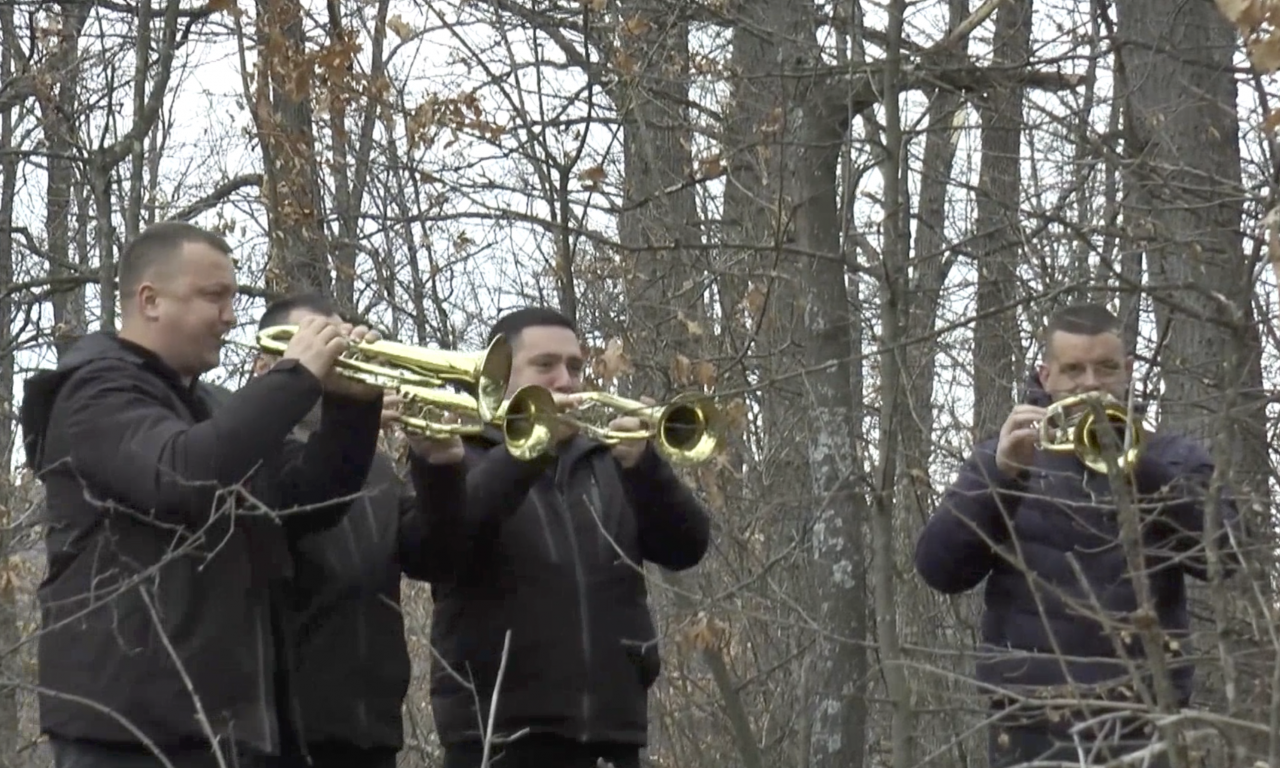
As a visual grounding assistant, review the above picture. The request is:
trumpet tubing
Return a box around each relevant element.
[1037,392,1143,474]
[254,325,513,421]
[557,390,724,466]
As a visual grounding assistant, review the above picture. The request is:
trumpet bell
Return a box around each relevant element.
[501,385,561,461]
[1038,392,1142,474]
[563,391,724,467]
[653,394,723,465]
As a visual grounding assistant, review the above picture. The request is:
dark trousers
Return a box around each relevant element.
[49,738,264,768]
[442,734,640,768]
[988,722,1171,768]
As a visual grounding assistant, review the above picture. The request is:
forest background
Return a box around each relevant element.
[2,0,1280,765]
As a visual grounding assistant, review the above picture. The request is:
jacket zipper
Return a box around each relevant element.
[548,473,594,742]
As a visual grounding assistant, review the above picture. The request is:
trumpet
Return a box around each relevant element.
[395,382,562,462]
[551,390,724,466]
[253,325,513,422]
[1037,391,1143,474]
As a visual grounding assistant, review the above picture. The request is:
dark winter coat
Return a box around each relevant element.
[914,373,1242,709]
[428,428,712,748]
[18,332,382,755]
[284,432,466,750]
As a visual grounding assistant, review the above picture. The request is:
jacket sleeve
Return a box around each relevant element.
[914,440,1026,595]
[396,452,468,583]
[274,391,385,540]
[620,446,711,572]
[59,358,325,530]
[1134,437,1242,582]
[463,444,554,541]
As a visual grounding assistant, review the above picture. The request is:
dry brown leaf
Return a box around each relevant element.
[595,338,632,383]
[671,353,692,385]
[387,14,414,42]
[578,164,607,184]
[1258,107,1280,133]
[693,360,717,388]
[678,311,704,336]
[682,612,727,652]
[740,282,767,323]
[1216,0,1266,27]
[697,154,724,178]
[579,0,607,10]
[622,15,652,35]
[612,49,638,76]
[722,398,748,433]
[697,463,726,512]
[1249,34,1280,72]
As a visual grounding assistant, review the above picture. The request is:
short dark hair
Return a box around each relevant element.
[118,221,233,301]
[258,292,340,333]
[486,306,576,346]
[1044,302,1121,338]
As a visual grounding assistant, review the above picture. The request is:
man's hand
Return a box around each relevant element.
[282,315,347,381]
[321,324,383,401]
[381,389,404,429]
[407,410,465,465]
[608,396,655,469]
[996,403,1046,479]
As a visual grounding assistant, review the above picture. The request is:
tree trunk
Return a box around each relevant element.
[971,0,1031,439]
[254,0,331,295]
[0,1,21,754]
[40,2,88,356]
[1114,0,1269,753]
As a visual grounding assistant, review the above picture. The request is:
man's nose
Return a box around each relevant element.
[550,366,575,393]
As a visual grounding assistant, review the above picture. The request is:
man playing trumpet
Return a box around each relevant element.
[429,306,713,768]
[915,302,1242,767]
[245,293,469,768]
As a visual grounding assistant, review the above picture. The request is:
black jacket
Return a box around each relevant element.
[285,434,466,750]
[18,332,382,755]
[428,428,712,748]
[915,372,1243,709]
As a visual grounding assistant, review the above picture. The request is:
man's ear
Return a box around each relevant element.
[1125,355,1135,378]
[136,282,162,321]
[1037,363,1050,390]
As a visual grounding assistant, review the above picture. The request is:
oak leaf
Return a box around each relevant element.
[1215,0,1266,28]
[1263,108,1280,133]
[1248,34,1280,73]
[595,338,632,383]
[671,353,692,386]
[693,360,717,388]
[387,14,414,42]
[622,15,652,35]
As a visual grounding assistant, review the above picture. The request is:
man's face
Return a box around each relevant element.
[252,307,342,376]
[1037,330,1132,402]
[138,242,238,377]
[507,325,585,396]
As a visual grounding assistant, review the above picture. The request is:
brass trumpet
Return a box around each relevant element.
[396,382,561,462]
[254,325,513,421]
[1037,392,1143,474]
[552,390,724,466]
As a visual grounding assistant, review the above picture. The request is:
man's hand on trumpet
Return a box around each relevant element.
[321,322,384,401]
[381,389,466,465]
[607,396,655,469]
